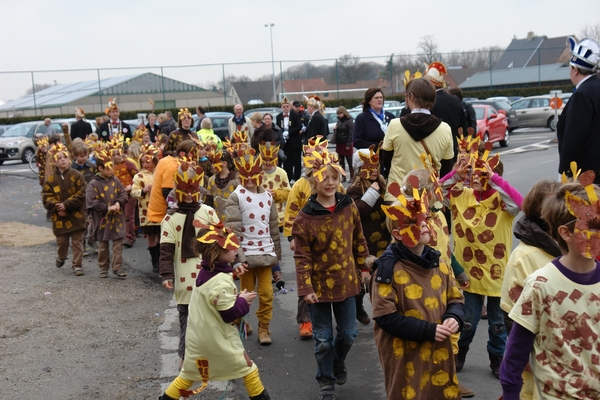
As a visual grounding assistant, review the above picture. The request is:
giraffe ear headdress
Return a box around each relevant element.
[259,141,280,165]
[196,222,240,251]
[403,69,422,88]
[173,157,205,203]
[418,153,444,208]
[382,177,433,247]
[140,144,159,164]
[471,142,500,189]
[303,149,345,183]
[234,149,263,187]
[48,143,69,161]
[565,169,600,259]
[95,149,113,170]
[107,133,124,157]
[358,143,380,179]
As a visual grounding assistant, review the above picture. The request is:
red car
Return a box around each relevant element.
[473,104,510,148]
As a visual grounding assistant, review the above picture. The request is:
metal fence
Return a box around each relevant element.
[0,47,570,118]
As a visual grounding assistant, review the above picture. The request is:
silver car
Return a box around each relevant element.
[510,95,568,131]
[0,121,63,165]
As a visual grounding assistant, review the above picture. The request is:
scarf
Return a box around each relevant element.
[369,108,388,134]
[196,260,234,287]
[233,115,245,126]
[374,242,441,284]
[175,201,201,259]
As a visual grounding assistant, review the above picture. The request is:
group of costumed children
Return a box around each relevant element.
[40,100,600,400]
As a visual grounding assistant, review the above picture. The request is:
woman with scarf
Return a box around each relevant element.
[159,158,220,370]
[352,88,395,151]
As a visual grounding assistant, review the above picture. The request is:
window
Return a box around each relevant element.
[511,99,529,110]
[531,98,549,108]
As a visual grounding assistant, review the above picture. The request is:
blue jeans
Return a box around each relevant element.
[458,292,506,358]
[308,297,358,384]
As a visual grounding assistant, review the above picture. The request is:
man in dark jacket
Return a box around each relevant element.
[97,98,132,141]
[557,36,600,183]
[160,111,177,135]
[70,107,93,141]
[276,97,303,181]
[448,88,477,134]
[303,95,328,143]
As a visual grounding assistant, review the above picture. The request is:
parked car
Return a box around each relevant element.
[384,105,405,118]
[473,105,510,148]
[0,121,63,164]
[323,108,339,135]
[0,125,13,137]
[469,99,519,131]
[510,95,568,131]
[192,112,234,141]
[54,118,97,134]
[243,107,282,120]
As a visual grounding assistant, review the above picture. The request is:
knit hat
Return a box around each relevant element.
[568,36,600,72]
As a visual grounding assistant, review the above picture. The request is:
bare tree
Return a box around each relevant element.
[580,23,600,42]
[417,35,441,65]
[445,46,504,68]
[335,54,374,84]
[25,83,53,95]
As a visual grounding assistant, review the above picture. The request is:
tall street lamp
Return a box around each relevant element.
[265,23,276,103]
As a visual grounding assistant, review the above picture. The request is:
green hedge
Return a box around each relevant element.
[0,84,574,125]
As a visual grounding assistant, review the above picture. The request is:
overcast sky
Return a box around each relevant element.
[0,0,598,103]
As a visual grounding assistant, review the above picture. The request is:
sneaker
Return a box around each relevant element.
[73,268,84,276]
[56,258,65,268]
[113,269,128,278]
[333,363,347,385]
[100,271,109,278]
[299,322,313,338]
[123,241,133,248]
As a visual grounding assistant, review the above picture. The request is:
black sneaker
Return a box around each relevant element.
[56,258,65,268]
[333,364,347,385]
[456,347,468,372]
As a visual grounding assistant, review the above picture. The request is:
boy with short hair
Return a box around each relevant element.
[500,176,600,400]
[86,149,128,278]
[42,143,87,276]
[371,178,465,400]
[108,135,139,247]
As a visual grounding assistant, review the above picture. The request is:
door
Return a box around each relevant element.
[528,97,551,126]
[512,99,532,127]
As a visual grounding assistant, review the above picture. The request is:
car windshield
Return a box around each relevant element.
[474,107,485,120]
[2,123,37,138]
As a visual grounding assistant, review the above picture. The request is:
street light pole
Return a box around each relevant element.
[265,23,276,103]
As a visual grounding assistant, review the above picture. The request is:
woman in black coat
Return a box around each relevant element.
[334,106,354,181]
[145,113,161,142]
[352,88,395,150]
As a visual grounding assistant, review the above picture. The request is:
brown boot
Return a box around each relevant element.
[272,270,285,290]
[458,383,474,398]
[258,323,272,345]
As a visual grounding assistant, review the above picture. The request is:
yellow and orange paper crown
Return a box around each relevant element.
[303,149,345,183]
[174,157,204,203]
[140,144,159,164]
[234,149,262,178]
[177,108,192,120]
[196,221,240,251]
[104,97,119,114]
[382,178,433,247]
[418,153,444,206]
[259,141,280,163]
[130,123,148,144]
[231,129,249,153]
[49,143,69,161]
[95,149,113,169]
[36,135,49,149]
[303,135,328,157]
[107,133,124,156]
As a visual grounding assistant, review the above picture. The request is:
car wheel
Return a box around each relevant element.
[548,116,557,131]
[0,160,4,165]
[483,133,489,142]
[21,147,35,164]
[499,129,510,147]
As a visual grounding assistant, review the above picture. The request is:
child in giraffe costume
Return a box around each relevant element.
[440,140,523,379]
[159,223,272,400]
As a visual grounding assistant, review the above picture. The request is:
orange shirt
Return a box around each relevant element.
[148,156,180,223]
